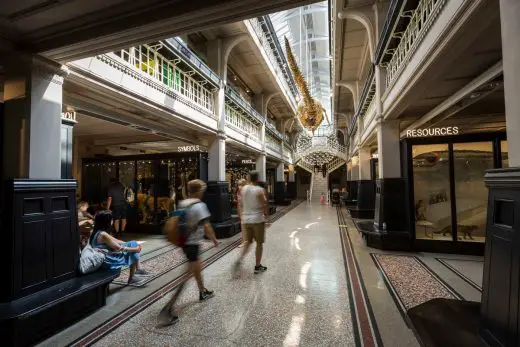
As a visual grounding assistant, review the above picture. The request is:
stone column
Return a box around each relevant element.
[205,41,233,237]
[253,93,267,182]
[3,56,67,179]
[256,151,266,182]
[287,167,296,200]
[350,146,375,218]
[274,162,287,205]
[1,55,80,306]
[479,2,520,346]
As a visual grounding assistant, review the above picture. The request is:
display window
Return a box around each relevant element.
[82,152,206,232]
[405,132,506,253]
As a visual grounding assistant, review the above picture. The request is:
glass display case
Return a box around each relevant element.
[82,152,207,232]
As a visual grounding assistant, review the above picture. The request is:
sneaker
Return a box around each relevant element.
[135,268,150,276]
[254,264,267,274]
[199,289,214,301]
[127,275,144,285]
[157,306,179,326]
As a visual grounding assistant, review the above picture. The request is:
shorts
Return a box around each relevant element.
[244,223,266,244]
[112,204,127,220]
[183,244,200,262]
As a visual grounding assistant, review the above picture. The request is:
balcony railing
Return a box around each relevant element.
[225,104,262,140]
[225,87,264,124]
[117,44,215,115]
[266,133,282,153]
[164,38,221,86]
[247,17,298,110]
[385,0,447,88]
[265,121,283,140]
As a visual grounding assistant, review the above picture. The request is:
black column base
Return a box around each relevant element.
[344,180,358,206]
[356,178,412,251]
[286,181,296,200]
[275,181,291,206]
[480,168,520,346]
[348,180,375,219]
[204,181,238,239]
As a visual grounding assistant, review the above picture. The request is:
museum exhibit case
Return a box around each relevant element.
[81,151,208,233]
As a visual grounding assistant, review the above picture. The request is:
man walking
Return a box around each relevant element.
[234,171,268,274]
[158,179,219,326]
[107,177,127,237]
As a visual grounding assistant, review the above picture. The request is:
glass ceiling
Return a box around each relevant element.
[270,1,332,131]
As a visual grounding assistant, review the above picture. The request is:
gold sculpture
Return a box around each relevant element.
[285,37,329,134]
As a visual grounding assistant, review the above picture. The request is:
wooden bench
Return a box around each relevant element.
[0,268,120,347]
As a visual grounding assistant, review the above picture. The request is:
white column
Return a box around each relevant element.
[347,162,352,181]
[351,159,359,181]
[276,163,284,181]
[359,147,371,180]
[500,0,520,167]
[288,170,295,182]
[208,135,226,181]
[256,153,266,181]
[377,120,401,178]
[3,55,66,179]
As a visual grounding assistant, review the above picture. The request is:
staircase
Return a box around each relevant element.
[310,172,328,203]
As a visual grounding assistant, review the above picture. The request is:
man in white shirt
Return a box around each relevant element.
[234,171,268,274]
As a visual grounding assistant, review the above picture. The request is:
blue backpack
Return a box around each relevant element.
[164,201,200,246]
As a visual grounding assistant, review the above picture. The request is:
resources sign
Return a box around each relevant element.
[406,126,459,138]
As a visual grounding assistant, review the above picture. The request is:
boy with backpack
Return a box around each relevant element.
[159,179,218,326]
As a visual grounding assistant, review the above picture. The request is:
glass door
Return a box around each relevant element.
[452,142,493,243]
[412,144,452,241]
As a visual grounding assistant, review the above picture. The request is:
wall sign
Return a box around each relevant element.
[61,111,77,122]
[178,145,200,152]
[406,126,459,138]
[241,159,255,164]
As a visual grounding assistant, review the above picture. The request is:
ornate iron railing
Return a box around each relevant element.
[247,17,298,110]
[117,44,215,114]
[225,104,262,140]
[225,87,264,123]
[385,0,447,88]
[266,133,283,153]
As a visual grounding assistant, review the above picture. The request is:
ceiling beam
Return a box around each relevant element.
[400,60,503,136]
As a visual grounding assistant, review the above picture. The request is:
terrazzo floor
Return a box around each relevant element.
[92,202,357,346]
[39,203,486,347]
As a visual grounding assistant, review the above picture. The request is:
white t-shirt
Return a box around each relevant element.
[178,199,211,245]
[241,185,265,224]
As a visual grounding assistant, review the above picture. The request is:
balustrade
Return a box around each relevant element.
[385,0,447,88]
[247,17,298,109]
[116,44,215,115]
[266,133,283,153]
[225,105,261,140]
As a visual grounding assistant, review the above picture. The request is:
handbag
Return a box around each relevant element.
[79,244,106,275]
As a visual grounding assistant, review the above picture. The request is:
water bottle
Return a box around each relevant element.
[382,222,387,233]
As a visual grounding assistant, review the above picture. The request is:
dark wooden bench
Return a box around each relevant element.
[0,268,120,347]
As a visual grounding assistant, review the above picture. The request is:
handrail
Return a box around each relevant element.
[164,38,221,86]
[349,65,375,136]
[374,0,408,65]
[266,132,282,153]
[265,121,283,139]
[247,17,298,110]
[225,86,263,124]
[116,45,215,114]
[260,15,299,97]
[225,104,262,140]
[385,0,447,88]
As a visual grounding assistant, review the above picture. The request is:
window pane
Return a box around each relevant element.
[453,142,493,243]
[137,160,155,225]
[82,162,116,207]
[501,140,509,168]
[413,144,452,241]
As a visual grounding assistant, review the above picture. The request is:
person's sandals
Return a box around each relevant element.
[157,305,179,326]
[254,264,267,274]
[199,289,214,301]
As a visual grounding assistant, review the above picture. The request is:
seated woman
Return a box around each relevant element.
[89,210,147,284]
[78,201,94,249]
